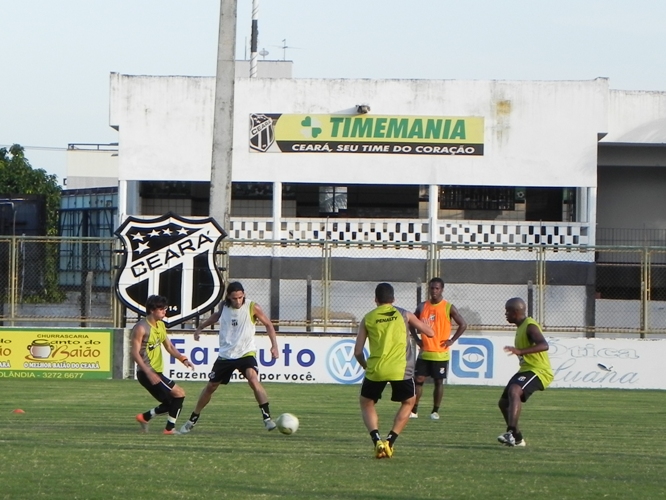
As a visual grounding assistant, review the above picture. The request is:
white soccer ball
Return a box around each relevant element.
[276,413,299,435]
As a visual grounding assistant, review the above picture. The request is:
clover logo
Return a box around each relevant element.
[300,116,322,139]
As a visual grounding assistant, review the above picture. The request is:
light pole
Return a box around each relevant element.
[209,0,238,231]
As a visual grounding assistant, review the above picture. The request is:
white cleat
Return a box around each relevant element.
[430,412,440,420]
[409,412,418,419]
[264,418,277,431]
[498,432,516,446]
[179,421,195,434]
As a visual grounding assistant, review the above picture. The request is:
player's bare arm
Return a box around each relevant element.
[409,303,425,347]
[406,311,435,338]
[130,323,161,384]
[504,325,549,356]
[163,336,194,370]
[194,308,221,341]
[254,303,279,359]
[354,322,368,369]
[445,305,468,347]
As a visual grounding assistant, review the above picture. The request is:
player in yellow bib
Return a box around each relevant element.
[410,277,467,420]
[354,283,435,459]
[498,297,554,447]
[131,295,194,434]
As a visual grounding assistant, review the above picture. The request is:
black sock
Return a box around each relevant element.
[514,431,524,442]
[154,403,169,416]
[412,404,419,413]
[507,426,517,434]
[259,402,271,420]
[386,430,399,446]
[165,397,184,431]
[141,411,152,422]
[188,412,200,424]
[370,429,381,444]
[432,406,440,414]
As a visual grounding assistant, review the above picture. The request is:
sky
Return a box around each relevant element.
[2,0,666,185]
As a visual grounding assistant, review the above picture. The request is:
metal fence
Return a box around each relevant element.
[1,236,665,336]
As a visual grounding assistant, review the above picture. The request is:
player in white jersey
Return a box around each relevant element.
[179,282,280,433]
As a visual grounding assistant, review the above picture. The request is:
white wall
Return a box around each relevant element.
[110,74,608,188]
[597,166,666,230]
[603,90,666,143]
[65,149,118,189]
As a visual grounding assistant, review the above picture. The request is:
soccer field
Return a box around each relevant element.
[1,380,664,500]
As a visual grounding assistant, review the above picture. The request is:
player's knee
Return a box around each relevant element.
[204,382,219,394]
[171,385,186,398]
[414,378,425,386]
[507,384,523,398]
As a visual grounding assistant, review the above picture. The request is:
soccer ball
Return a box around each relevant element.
[276,413,299,435]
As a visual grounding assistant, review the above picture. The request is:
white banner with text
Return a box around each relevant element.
[162,334,666,390]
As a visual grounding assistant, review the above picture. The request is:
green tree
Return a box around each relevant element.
[0,144,63,302]
[0,144,61,235]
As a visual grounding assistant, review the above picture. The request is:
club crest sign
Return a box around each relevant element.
[115,212,227,327]
[249,113,276,152]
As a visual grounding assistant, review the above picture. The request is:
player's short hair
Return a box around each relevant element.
[429,277,445,287]
[375,282,395,304]
[505,297,526,311]
[224,281,245,306]
[145,295,168,314]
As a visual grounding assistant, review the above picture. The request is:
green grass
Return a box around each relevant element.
[0,380,664,500]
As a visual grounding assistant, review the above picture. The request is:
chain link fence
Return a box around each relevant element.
[0,236,117,327]
[1,236,664,336]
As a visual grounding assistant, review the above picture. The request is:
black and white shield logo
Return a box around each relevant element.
[249,113,276,152]
[115,212,227,327]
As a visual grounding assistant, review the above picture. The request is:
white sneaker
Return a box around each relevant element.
[430,412,440,420]
[409,412,418,419]
[498,432,516,446]
[179,421,195,434]
[514,438,526,447]
[264,418,277,431]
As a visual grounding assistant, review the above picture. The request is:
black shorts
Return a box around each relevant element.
[360,378,416,403]
[137,371,175,403]
[208,356,259,385]
[500,371,545,402]
[414,358,449,380]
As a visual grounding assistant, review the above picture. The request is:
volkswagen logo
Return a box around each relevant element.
[326,339,367,384]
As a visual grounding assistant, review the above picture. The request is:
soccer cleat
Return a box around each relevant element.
[264,418,277,431]
[179,421,195,434]
[430,412,440,420]
[383,441,394,458]
[409,412,418,419]
[514,438,527,447]
[374,440,388,459]
[498,431,516,446]
[163,428,180,435]
[136,413,149,433]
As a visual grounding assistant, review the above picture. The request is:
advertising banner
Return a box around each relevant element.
[249,113,484,155]
[164,333,666,390]
[164,334,368,384]
[0,328,113,379]
[447,336,666,390]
